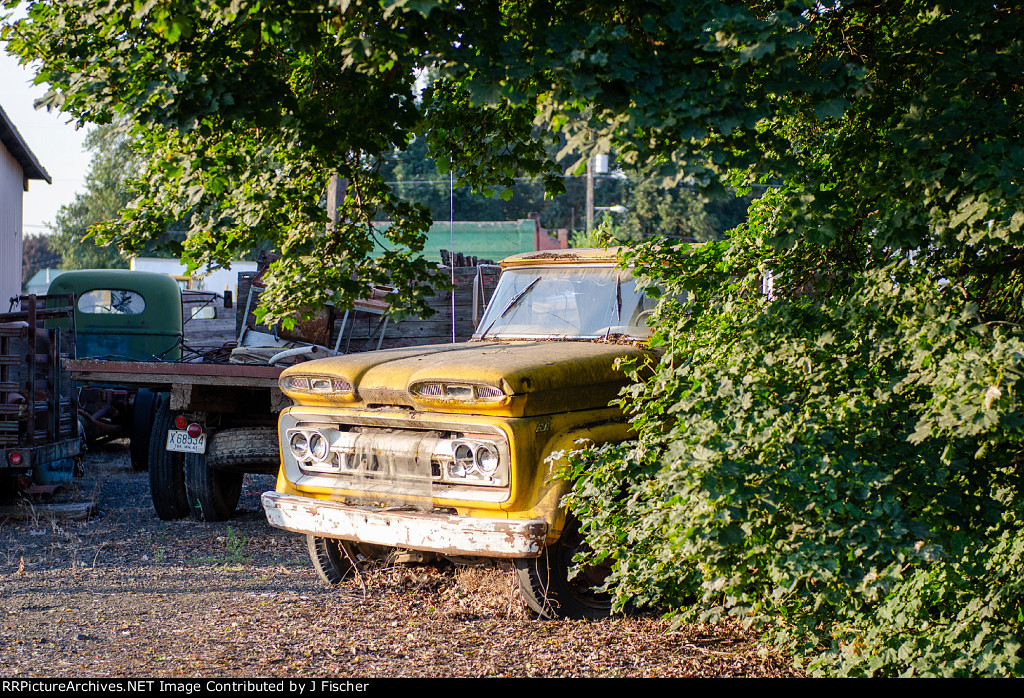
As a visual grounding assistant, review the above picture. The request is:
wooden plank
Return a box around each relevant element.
[65,359,283,389]
[0,501,95,520]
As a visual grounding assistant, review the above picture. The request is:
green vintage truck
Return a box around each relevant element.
[48,270,182,470]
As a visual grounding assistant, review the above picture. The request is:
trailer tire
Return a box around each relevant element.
[77,418,87,452]
[184,447,244,522]
[205,427,280,474]
[130,388,156,472]
[148,393,190,520]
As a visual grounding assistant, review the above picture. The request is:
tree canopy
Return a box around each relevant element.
[4,0,1022,676]
[3,0,839,321]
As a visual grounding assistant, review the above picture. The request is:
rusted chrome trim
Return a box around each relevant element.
[262,491,547,558]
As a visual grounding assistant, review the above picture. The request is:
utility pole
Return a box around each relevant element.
[585,157,594,234]
[326,173,348,228]
[585,152,608,235]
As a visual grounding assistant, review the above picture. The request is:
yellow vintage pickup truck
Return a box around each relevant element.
[262,248,657,618]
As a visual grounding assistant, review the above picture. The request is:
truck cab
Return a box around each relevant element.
[47,269,184,470]
[262,248,658,617]
[48,269,184,362]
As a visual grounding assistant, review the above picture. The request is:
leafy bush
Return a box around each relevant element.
[564,195,1024,676]
[561,1,1024,677]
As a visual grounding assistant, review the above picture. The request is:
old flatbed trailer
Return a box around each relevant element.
[1,294,82,499]
[65,358,286,521]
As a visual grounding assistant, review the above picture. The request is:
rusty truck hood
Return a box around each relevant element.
[280,340,650,417]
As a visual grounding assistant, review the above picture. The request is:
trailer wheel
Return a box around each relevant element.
[148,393,190,520]
[205,427,280,474]
[184,446,244,522]
[129,388,156,472]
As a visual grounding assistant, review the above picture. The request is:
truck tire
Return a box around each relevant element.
[77,418,88,452]
[148,393,190,520]
[513,515,615,620]
[130,388,156,472]
[184,447,244,522]
[204,427,280,474]
[307,535,360,585]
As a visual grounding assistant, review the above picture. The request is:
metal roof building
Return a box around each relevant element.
[1,103,51,308]
[374,218,569,263]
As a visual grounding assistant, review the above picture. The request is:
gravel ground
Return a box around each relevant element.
[0,442,804,678]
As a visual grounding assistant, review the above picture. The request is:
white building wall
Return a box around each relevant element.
[130,256,258,297]
[0,142,25,310]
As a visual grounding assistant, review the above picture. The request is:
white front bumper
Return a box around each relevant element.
[262,491,548,558]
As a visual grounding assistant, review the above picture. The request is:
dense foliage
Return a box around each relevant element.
[563,1,1024,677]
[5,0,1021,676]
[3,0,833,322]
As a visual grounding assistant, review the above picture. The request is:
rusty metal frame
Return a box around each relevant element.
[0,294,81,477]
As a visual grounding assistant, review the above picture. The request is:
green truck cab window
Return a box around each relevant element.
[77,289,146,315]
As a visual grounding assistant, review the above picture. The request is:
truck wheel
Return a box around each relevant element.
[148,393,190,520]
[513,515,615,619]
[205,427,280,474]
[130,388,156,472]
[307,535,361,585]
[184,448,244,522]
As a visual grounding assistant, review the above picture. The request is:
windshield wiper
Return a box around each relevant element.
[480,276,541,339]
[615,277,622,322]
[602,277,622,340]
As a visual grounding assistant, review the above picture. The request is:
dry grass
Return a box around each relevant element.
[444,564,529,619]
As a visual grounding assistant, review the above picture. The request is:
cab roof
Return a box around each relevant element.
[499,247,627,268]
[500,244,703,269]
[48,269,183,298]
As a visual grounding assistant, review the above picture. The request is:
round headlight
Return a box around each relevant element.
[289,431,309,459]
[452,442,474,478]
[308,431,329,461]
[475,444,500,474]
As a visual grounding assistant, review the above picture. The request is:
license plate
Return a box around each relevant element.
[166,429,206,454]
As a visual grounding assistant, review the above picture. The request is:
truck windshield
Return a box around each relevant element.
[473,267,657,340]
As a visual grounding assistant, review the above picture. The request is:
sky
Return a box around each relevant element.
[1,48,91,236]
